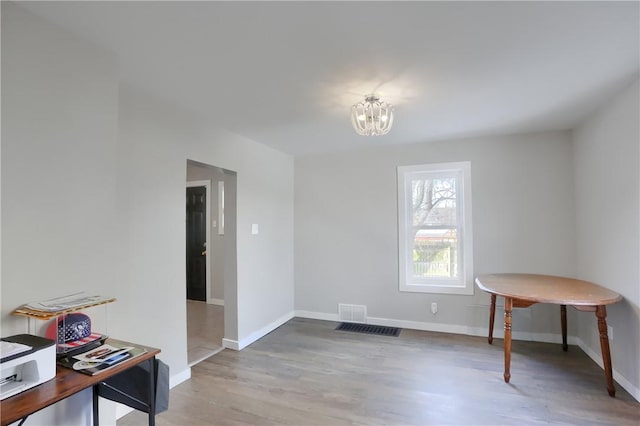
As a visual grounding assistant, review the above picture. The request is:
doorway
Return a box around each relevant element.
[186,160,237,365]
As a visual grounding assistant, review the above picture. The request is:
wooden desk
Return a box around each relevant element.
[1,340,160,426]
[475,273,622,396]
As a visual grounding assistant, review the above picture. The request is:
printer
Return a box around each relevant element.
[1,334,55,400]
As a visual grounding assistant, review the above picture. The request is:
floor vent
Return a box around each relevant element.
[335,322,401,337]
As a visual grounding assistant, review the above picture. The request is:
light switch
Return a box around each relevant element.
[251,224,259,235]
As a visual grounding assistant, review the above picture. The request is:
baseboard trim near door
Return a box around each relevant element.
[208,298,224,306]
[223,311,295,351]
[170,367,192,388]
[222,338,239,350]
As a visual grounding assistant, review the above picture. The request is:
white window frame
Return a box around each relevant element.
[397,161,473,295]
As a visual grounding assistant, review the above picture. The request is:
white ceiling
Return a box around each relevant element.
[17,1,640,156]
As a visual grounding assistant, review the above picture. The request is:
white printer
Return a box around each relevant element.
[1,334,56,400]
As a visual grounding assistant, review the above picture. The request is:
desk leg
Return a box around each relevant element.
[148,357,156,426]
[488,294,496,344]
[503,297,513,383]
[596,305,616,397]
[561,305,568,352]
[92,384,99,426]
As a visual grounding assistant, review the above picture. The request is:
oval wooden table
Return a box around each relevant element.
[475,273,622,396]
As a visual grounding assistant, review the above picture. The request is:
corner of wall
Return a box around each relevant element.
[234,311,295,350]
[576,337,640,402]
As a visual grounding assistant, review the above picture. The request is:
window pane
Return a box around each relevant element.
[411,177,457,228]
[408,173,460,279]
[412,229,458,278]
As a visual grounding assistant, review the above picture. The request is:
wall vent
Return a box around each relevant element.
[338,304,367,323]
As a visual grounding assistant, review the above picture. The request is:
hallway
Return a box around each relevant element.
[186,300,224,366]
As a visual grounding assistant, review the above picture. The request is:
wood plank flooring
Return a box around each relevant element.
[119,317,639,425]
[187,300,224,366]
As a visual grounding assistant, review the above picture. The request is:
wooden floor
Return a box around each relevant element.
[120,317,639,425]
[186,300,224,366]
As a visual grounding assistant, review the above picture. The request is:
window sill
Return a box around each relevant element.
[399,282,474,295]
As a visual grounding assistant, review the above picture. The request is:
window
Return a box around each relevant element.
[397,162,473,295]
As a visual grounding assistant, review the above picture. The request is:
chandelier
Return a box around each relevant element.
[351,95,394,136]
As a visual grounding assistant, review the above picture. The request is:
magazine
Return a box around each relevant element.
[58,340,147,375]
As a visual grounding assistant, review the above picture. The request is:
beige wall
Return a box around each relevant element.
[573,78,640,399]
[295,131,577,339]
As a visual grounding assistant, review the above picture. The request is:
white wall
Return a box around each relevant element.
[295,131,577,339]
[117,85,295,353]
[1,3,118,424]
[1,3,119,328]
[2,3,295,423]
[573,78,640,399]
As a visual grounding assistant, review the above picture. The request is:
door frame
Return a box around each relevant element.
[186,180,211,303]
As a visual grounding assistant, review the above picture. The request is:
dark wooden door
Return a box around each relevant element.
[186,186,207,301]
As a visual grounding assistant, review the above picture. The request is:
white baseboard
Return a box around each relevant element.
[576,338,640,402]
[222,310,296,351]
[170,367,192,388]
[462,323,580,345]
[222,338,239,350]
[295,310,339,322]
[116,402,133,420]
[115,404,134,421]
[208,298,224,306]
[294,310,577,345]
[235,311,295,350]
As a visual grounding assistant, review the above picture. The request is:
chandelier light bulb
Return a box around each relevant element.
[351,95,394,136]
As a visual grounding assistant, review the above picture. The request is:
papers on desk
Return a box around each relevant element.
[0,341,32,361]
[73,343,132,362]
[22,293,114,313]
[58,341,147,375]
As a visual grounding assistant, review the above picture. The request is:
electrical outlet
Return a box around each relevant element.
[431,302,438,315]
[607,325,613,340]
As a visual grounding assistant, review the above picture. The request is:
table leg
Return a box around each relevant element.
[561,304,568,351]
[503,297,513,383]
[148,358,156,426]
[488,294,496,344]
[596,305,616,397]
[93,384,99,426]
